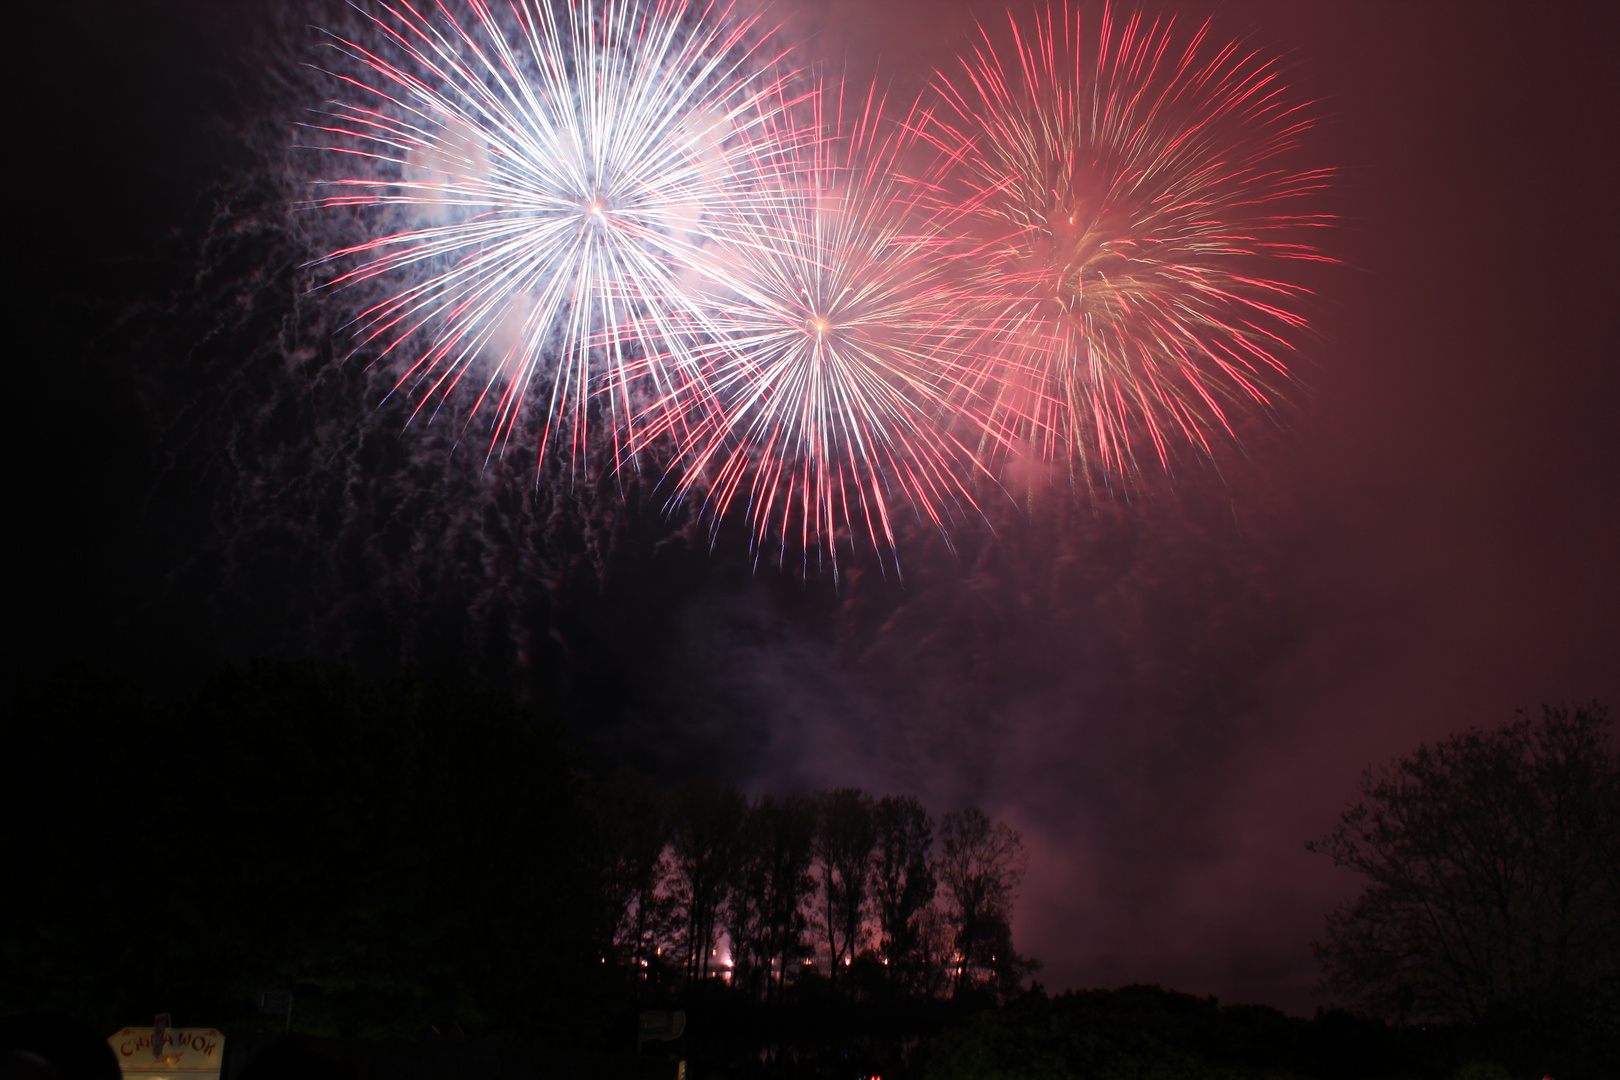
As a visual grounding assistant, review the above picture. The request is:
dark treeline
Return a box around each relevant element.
[599,776,1035,1001]
[595,775,1036,1078]
[8,662,1614,1080]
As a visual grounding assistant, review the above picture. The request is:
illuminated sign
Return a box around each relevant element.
[107,1028,225,1079]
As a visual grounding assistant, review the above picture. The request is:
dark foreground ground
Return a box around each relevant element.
[11,983,1606,1080]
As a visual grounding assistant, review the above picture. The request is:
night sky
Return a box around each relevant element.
[15,0,1618,1016]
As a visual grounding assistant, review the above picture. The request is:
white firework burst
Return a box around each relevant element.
[308,0,796,471]
[628,83,996,573]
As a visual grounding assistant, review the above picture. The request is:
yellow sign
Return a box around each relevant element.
[107,1028,225,1079]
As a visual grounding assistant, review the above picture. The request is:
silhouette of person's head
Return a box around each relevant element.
[1,1050,64,1080]
[0,1016,118,1080]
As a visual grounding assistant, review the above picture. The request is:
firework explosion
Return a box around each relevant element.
[629,84,994,571]
[308,0,792,470]
[919,7,1332,480]
[310,0,1328,561]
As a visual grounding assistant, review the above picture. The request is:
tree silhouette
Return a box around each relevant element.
[936,808,1034,996]
[727,795,817,998]
[1310,702,1619,1033]
[872,794,937,988]
[667,779,747,983]
[814,788,879,986]
[595,769,675,984]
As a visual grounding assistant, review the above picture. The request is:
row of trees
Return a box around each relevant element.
[596,779,1036,1002]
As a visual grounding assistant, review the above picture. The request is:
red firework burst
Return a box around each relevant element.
[918,4,1333,481]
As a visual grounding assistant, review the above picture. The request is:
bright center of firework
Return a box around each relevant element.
[808,316,833,337]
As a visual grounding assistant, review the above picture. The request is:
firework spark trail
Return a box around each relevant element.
[624,79,999,574]
[917,5,1333,481]
[307,0,797,472]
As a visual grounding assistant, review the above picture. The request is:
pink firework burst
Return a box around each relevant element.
[625,80,997,573]
[918,4,1333,482]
